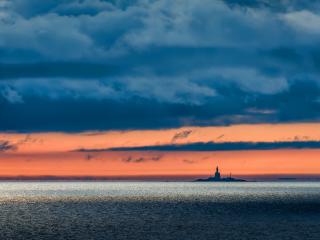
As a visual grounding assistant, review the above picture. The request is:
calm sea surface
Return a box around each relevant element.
[0,182,319,240]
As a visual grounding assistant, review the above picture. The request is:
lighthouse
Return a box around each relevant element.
[195,165,246,182]
[214,166,221,180]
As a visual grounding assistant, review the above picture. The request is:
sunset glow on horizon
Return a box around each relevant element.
[1,123,320,178]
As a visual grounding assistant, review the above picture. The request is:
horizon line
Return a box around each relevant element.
[0,174,320,181]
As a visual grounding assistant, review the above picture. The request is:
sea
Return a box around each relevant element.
[0,181,319,240]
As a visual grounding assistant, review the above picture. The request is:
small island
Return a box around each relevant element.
[196,166,246,182]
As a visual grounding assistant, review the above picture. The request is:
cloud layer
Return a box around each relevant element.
[0,0,320,131]
[83,141,320,152]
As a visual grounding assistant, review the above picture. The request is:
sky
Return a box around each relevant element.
[0,0,320,179]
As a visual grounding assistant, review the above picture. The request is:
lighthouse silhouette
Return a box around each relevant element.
[214,166,221,180]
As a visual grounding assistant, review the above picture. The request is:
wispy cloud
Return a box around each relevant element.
[171,130,193,142]
[84,154,95,161]
[183,159,196,164]
[0,140,17,152]
[122,154,163,163]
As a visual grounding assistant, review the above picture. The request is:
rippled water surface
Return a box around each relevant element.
[0,182,319,240]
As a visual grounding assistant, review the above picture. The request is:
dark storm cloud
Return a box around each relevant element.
[0,81,319,132]
[225,0,320,11]
[107,141,320,151]
[0,63,120,79]
[0,0,320,132]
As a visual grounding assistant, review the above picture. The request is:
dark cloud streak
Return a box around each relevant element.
[83,141,320,152]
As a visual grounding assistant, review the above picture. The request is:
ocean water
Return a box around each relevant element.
[0,182,319,240]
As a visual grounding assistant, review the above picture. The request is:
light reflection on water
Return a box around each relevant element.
[0,181,319,201]
[0,182,319,240]
[0,181,320,196]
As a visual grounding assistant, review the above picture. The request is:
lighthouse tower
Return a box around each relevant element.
[214,166,221,180]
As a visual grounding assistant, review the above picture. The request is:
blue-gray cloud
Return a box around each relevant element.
[0,0,319,131]
[79,141,320,152]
